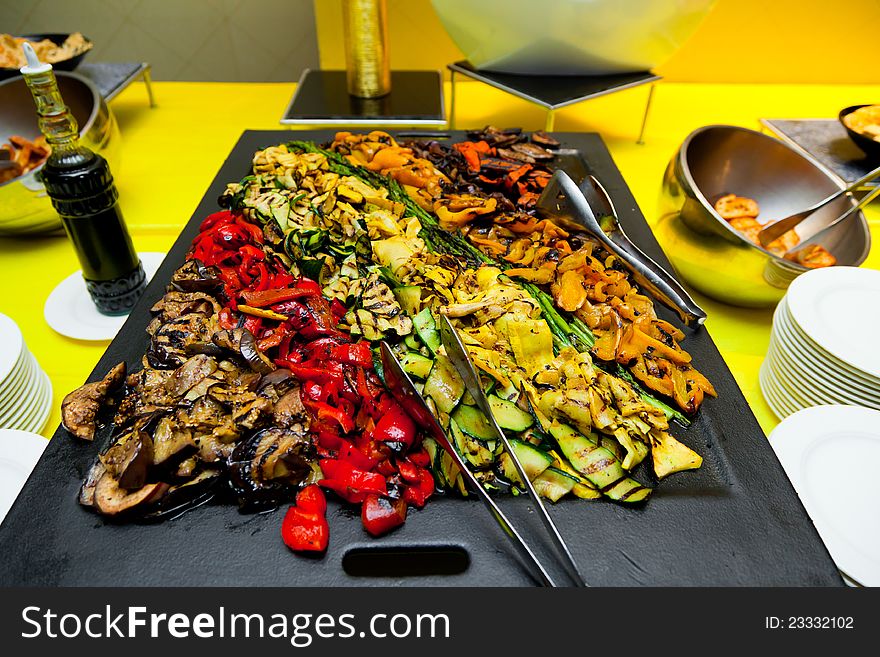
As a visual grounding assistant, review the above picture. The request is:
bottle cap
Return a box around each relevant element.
[19,42,51,75]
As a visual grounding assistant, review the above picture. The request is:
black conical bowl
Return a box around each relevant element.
[0,33,93,81]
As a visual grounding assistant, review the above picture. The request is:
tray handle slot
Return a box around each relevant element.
[342,545,469,578]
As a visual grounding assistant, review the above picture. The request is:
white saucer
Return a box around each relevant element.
[0,429,49,523]
[44,252,166,341]
[769,405,880,587]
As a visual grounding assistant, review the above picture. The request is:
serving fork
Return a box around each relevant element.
[437,315,587,587]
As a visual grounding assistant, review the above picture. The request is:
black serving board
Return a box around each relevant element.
[0,130,842,587]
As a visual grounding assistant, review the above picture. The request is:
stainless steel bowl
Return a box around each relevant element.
[657,125,871,307]
[0,72,119,236]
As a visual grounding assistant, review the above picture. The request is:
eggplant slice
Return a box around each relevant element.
[72,258,314,521]
[62,362,127,441]
[229,427,314,508]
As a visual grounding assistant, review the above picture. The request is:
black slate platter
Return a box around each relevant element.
[0,130,842,586]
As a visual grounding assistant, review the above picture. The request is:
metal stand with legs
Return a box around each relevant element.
[636,83,656,145]
[447,61,659,142]
[141,65,156,108]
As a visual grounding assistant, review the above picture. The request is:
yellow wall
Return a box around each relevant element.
[315,0,880,83]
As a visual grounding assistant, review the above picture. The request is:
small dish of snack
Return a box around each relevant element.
[839,105,880,158]
[0,33,92,79]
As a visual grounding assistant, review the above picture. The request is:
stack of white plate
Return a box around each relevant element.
[760,267,880,420]
[0,312,52,434]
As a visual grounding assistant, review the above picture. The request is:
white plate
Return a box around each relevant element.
[777,299,880,387]
[769,405,880,587]
[772,315,880,399]
[8,369,51,433]
[18,371,52,434]
[0,313,23,385]
[761,359,802,418]
[43,252,166,341]
[0,354,36,422]
[786,267,880,380]
[0,369,46,430]
[765,350,836,409]
[0,429,49,523]
[22,388,52,435]
[768,339,880,409]
[0,351,30,411]
[759,361,797,420]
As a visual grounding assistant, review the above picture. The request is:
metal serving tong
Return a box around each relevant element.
[379,342,559,587]
[757,163,880,247]
[437,316,586,586]
[538,169,707,327]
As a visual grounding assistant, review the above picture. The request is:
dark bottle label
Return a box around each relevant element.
[42,152,144,314]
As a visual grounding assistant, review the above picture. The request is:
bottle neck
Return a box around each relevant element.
[23,70,82,157]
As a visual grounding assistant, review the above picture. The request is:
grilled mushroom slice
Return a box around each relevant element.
[531,130,560,148]
[148,313,218,369]
[273,388,308,429]
[151,291,220,323]
[496,147,535,164]
[510,142,554,160]
[142,469,223,520]
[93,475,169,516]
[62,362,127,441]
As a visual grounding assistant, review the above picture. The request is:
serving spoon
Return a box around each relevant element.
[757,164,880,247]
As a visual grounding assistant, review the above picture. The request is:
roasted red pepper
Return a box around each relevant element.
[281,485,329,553]
[199,210,234,232]
[407,446,431,468]
[373,400,416,450]
[397,458,421,484]
[305,400,355,434]
[319,459,387,494]
[188,208,435,547]
[217,307,238,330]
[240,286,316,308]
[295,484,327,515]
[331,342,373,368]
[361,494,407,537]
[335,439,379,471]
[402,468,435,508]
[285,361,345,387]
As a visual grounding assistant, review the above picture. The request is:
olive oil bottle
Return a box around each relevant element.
[20,43,145,315]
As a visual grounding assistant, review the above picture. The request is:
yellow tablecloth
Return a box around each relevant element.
[2,79,878,439]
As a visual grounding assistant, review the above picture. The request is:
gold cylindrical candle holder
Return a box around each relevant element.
[342,0,391,99]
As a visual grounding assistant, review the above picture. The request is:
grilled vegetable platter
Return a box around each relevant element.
[0,130,841,586]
